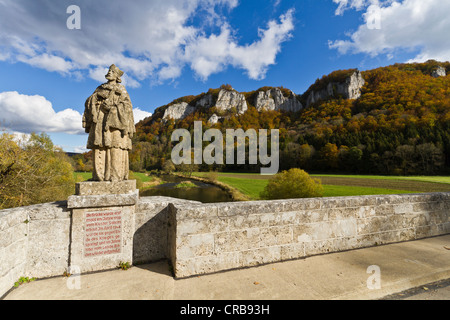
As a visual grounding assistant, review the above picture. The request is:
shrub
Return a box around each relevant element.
[204,171,218,182]
[260,168,323,200]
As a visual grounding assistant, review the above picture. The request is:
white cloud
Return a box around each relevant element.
[329,0,450,63]
[0,0,294,84]
[333,0,370,15]
[133,108,153,124]
[229,9,295,80]
[17,53,75,74]
[0,91,84,135]
[73,146,89,154]
[185,9,295,80]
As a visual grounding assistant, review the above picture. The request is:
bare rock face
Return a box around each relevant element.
[195,94,213,108]
[163,102,195,121]
[255,88,303,112]
[215,89,248,114]
[345,71,366,100]
[208,113,221,125]
[432,66,446,78]
[255,90,276,111]
[306,70,365,107]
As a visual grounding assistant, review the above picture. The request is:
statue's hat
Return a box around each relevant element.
[109,64,124,77]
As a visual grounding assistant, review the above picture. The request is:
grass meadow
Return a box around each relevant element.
[194,172,450,200]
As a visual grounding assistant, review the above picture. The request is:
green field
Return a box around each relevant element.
[212,176,419,200]
[216,177,269,200]
[74,171,92,181]
[75,171,450,200]
[310,174,450,185]
[194,172,450,200]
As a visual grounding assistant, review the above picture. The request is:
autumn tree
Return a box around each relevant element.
[298,144,315,169]
[320,143,339,170]
[0,132,75,209]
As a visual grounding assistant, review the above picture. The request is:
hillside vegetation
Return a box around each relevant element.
[131,60,450,176]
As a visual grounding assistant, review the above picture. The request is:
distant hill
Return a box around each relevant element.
[65,152,81,157]
[133,60,450,175]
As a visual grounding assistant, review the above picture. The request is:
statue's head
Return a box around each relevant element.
[105,64,124,83]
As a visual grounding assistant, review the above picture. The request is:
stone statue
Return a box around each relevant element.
[82,64,135,182]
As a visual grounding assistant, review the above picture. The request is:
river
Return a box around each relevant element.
[139,174,232,203]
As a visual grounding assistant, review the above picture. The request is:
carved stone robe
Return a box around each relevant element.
[83,82,135,150]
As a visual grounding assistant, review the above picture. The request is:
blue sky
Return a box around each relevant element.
[0,0,448,152]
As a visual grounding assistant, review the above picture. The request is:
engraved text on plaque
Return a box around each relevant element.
[84,210,122,257]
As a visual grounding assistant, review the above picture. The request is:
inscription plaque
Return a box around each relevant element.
[84,210,122,257]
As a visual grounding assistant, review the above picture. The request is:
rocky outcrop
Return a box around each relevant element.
[255,88,303,112]
[208,114,221,125]
[160,71,365,122]
[215,89,248,114]
[432,66,446,78]
[162,89,247,121]
[163,102,195,121]
[306,70,365,107]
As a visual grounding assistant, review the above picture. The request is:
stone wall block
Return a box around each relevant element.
[175,204,219,220]
[229,214,266,230]
[214,230,251,253]
[283,198,322,211]
[176,233,215,260]
[0,208,27,232]
[238,247,281,268]
[280,242,305,260]
[0,238,27,278]
[175,252,240,278]
[26,218,71,278]
[0,223,27,249]
[26,202,70,220]
[258,226,293,247]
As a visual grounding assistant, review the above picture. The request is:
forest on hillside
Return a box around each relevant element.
[86,60,450,176]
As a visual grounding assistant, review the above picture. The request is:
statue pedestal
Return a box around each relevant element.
[67,180,139,274]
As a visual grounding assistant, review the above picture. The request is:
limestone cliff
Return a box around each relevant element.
[162,102,195,121]
[432,66,447,78]
[254,87,303,112]
[215,89,248,114]
[159,70,364,122]
[305,70,365,107]
[161,89,247,121]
